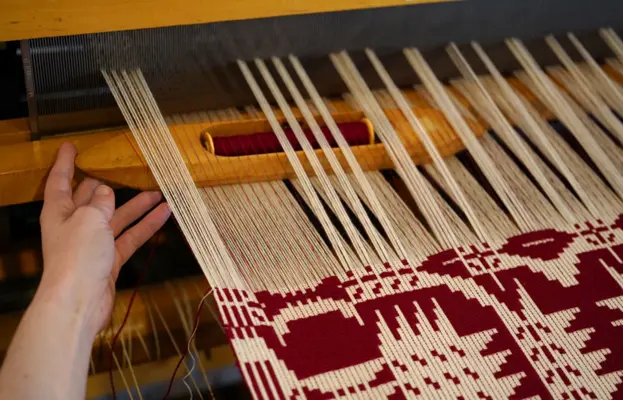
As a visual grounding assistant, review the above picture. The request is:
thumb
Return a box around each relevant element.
[89,185,115,221]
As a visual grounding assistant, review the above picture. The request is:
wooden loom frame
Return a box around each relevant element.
[0,86,492,206]
[2,66,620,208]
[0,0,451,42]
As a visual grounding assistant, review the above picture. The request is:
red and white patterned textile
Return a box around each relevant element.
[215,215,623,399]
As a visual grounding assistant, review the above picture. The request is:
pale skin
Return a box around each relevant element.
[0,143,171,399]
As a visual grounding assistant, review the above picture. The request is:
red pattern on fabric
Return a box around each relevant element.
[217,217,623,399]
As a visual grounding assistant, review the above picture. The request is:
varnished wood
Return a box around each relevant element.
[96,276,214,346]
[0,275,219,365]
[0,71,602,208]
[86,345,235,399]
[0,0,450,41]
[0,274,232,398]
[0,129,122,206]
[0,119,30,145]
[0,248,41,280]
[75,108,484,191]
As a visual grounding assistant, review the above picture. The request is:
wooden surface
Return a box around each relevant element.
[0,75,574,207]
[0,129,121,206]
[86,345,235,399]
[0,275,220,364]
[0,274,234,399]
[0,95,484,207]
[0,0,450,41]
[0,119,30,145]
[75,108,482,191]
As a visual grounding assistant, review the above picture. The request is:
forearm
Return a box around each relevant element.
[0,145,168,400]
[0,277,97,400]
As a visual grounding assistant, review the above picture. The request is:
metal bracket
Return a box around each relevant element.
[20,40,39,140]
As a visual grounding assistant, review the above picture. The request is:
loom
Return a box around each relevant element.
[0,0,622,398]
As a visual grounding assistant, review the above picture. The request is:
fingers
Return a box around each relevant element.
[72,178,101,208]
[88,185,116,222]
[110,191,163,237]
[112,202,171,280]
[42,143,77,221]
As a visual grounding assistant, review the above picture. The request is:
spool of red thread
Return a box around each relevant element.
[205,120,374,156]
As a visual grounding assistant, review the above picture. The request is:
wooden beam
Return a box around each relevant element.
[0,91,484,207]
[0,129,122,206]
[86,346,235,399]
[0,0,450,42]
[0,275,218,363]
[0,273,234,398]
[0,76,578,208]
[75,108,476,192]
[0,119,30,145]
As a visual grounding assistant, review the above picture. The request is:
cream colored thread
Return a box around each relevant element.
[103,69,247,294]
[472,42,601,219]
[255,57,374,266]
[405,46,535,232]
[601,28,623,62]
[289,55,408,259]
[237,59,356,271]
[546,35,623,143]
[331,51,461,249]
[277,55,404,262]
[569,32,623,113]
[447,43,575,225]
[506,36,623,198]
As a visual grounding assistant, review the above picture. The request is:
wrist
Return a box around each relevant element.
[35,271,100,340]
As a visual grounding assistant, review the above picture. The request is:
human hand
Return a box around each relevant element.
[39,143,171,336]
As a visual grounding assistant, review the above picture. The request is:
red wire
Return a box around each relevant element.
[162,286,211,400]
[108,234,160,400]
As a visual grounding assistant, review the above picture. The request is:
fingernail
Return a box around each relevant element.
[60,142,77,155]
[96,185,112,196]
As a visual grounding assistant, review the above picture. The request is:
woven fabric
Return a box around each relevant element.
[216,215,623,399]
